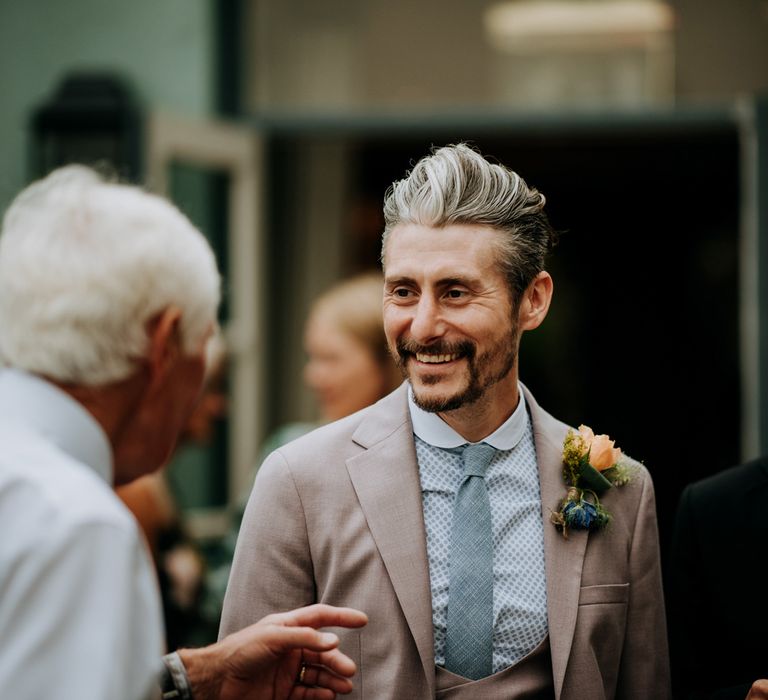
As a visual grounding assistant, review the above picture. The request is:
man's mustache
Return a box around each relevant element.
[395,338,476,361]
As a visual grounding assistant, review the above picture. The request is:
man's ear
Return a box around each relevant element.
[518,271,553,332]
[146,306,183,389]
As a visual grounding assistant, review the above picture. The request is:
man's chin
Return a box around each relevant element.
[410,381,471,414]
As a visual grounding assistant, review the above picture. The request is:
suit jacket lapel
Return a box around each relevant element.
[346,384,436,694]
[524,385,588,699]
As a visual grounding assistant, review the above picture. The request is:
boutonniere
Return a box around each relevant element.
[550,424,636,538]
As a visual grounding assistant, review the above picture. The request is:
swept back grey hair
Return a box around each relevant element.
[382,143,557,299]
[0,165,221,385]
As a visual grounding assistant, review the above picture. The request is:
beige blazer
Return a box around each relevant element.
[220,384,670,699]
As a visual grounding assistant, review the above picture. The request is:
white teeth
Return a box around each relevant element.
[415,353,459,364]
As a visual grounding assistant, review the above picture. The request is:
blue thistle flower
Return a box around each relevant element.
[563,499,598,530]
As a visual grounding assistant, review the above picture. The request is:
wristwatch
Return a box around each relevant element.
[160,651,193,700]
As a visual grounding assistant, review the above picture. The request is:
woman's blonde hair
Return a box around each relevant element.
[309,271,402,394]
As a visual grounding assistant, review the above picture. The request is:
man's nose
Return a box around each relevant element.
[409,295,445,344]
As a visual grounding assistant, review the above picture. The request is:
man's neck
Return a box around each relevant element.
[438,376,520,443]
[55,372,149,483]
[57,378,135,442]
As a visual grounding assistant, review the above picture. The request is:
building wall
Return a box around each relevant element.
[244,0,768,114]
[671,0,768,101]
[0,0,214,211]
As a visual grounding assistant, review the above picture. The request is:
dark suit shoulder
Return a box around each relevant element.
[675,455,768,552]
[684,456,768,508]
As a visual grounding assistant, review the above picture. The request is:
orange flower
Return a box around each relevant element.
[576,424,595,445]
[577,424,622,471]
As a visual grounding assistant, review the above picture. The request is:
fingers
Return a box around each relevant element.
[300,648,357,678]
[265,604,368,631]
[259,625,342,654]
[288,688,336,700]
[747,679,768,700]
[297,663,354,694]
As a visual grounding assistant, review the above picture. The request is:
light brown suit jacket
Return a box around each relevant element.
[220,384,670,699]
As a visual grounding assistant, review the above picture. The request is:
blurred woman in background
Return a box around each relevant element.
[258,271,401,453]
[304,271,402,420]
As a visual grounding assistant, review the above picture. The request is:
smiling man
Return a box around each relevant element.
[221,143,671,699]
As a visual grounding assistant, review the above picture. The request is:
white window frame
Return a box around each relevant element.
[146,112,264,537]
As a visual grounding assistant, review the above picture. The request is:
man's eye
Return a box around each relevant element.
[447,289,465,299]
[395,288,411,297]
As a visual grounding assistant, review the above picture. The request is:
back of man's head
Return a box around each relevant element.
[0,165,221,386]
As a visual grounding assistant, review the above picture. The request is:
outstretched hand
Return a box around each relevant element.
[180,604,367,700]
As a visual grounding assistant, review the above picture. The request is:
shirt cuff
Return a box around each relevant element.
[160,651,193,700]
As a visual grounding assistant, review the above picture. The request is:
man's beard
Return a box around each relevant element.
[394,327,519,413]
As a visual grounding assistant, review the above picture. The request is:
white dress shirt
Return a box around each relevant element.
[0,369,164,699]
[408,384,549,674]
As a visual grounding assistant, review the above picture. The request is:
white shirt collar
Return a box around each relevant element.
[0,368,113,484]
[407,382,528,449]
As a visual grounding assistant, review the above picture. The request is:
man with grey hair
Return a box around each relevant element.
[221,143,670,698]
[0,165,367,699]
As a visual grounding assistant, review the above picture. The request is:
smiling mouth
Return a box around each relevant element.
[414,353,460,364]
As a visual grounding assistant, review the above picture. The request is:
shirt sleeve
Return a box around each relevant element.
[0,507,164,700]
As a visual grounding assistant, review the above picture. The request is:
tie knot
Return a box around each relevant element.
[462,442,496,478]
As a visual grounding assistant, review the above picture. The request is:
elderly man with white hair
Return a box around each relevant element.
[0,166,366,700]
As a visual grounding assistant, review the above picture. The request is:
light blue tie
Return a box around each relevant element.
[444,442,496,680]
